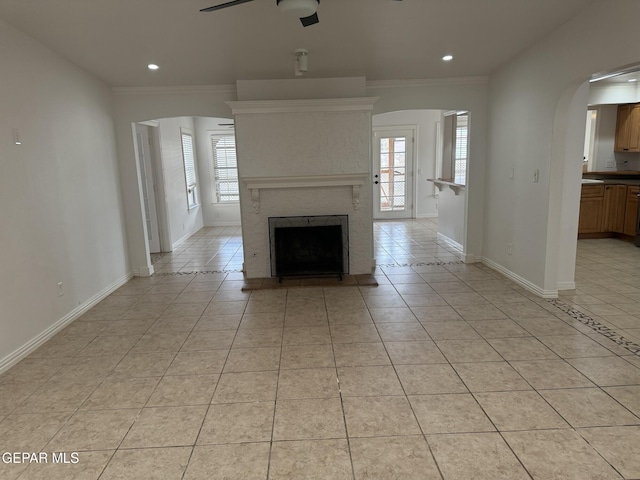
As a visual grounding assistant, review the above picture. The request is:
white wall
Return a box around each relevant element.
[372,110,442,218]
[592,105,618,171]
[193,117,241,227]
[485,0,640,295]
[0,19,129,369]
[589,83,640,105]
[156,117,204,247]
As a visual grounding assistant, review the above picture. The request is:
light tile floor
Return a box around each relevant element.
[1,219,640,479]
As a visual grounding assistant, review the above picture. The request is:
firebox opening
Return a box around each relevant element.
[269,215,349,278]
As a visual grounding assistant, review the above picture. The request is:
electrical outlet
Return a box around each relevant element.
[509,168,514,179]
[57,282,64,297]
[507,243,513,255]
[533,170,539,183]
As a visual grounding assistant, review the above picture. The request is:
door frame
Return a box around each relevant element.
[372,125,418,220]
[136,121,171,253]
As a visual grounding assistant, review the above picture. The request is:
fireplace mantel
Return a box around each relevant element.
[242,173,369,213]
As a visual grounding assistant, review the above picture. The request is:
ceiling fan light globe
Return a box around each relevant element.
[277,0,318,18]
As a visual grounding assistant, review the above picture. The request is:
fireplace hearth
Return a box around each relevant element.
[269,215,349,278]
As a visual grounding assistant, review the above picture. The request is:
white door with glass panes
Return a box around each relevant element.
[373,128,415,219]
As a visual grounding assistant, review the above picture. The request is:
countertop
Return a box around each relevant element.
[583,171,640,186]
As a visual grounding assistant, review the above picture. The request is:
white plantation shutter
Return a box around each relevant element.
[454,114,468,185]
[211,135,239,203]
[181,132,198,208]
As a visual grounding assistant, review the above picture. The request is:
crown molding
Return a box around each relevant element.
[366,76,489,89]
[227,97,379,114]
[112,85,236,95]
[111,78,489,95]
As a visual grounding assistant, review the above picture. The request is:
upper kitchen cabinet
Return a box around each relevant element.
[614,103,640,152]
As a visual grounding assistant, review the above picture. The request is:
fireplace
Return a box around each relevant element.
[269,215,349,278]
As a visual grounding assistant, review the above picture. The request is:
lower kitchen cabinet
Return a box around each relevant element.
[578,183,639,238]
[578,185,604,234]
[602,185,627,233]
[623,186,640,236]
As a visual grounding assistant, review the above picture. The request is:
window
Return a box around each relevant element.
[454,113,468,185]
[181,131,198,209]
[441,111,469,186]
[211,135,239,203]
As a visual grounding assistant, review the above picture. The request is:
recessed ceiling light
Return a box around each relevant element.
[147,64,159,70]
[442,55,453,62]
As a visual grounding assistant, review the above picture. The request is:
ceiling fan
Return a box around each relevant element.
[201,0,322,27]
[201,0,403,27]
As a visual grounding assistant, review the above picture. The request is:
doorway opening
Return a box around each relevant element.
[132,116,242,272]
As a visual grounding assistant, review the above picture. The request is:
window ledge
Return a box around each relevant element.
[427,179,466,195]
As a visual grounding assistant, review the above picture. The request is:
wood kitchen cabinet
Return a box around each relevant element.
[602,184,627,232]
[579,183,639,238]
[578,185,604,234]
[623,185,639,236]
[615,103,640,152]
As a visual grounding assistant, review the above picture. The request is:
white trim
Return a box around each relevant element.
[437,232,476,264]
[243,173,369,190]
[227,97,379,114]
[462,253,476,264]
[205,221,242,227]
[243,173,369,213]
[171,227,199,251]
[0,272,134,376]
[366,76,489,89]
[112,85,236,95]
[481,257,559,299]
[437,232,463,252]
[557,281,576,291]
[135,264,154,277]
[139,120,160,127]
[416,213,438,218]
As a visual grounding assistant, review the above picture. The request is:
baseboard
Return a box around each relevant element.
[171,224,203,250]
[0,271,134,376]
[416,213,438,219]
[557,281,576,291]
[436,232,477,263]
[204,222,242,227]
[481,257,558,299]
[135,264,154,277]
[437,232,463,252]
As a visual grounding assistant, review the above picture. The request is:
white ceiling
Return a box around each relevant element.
[0,0,592,88]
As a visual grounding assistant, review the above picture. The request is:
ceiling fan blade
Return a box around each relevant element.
[300,12,319,27]
[200,0,255,13]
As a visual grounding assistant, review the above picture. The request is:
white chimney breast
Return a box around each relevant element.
[228,96,377,278]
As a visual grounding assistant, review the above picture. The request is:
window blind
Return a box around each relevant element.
[211,135,239,203]
[181,133,196,190]
[454,115,468,185]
